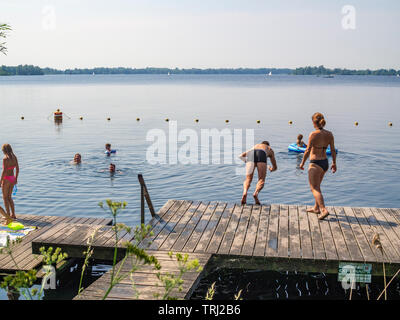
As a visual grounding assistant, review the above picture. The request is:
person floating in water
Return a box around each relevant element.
[109,163,116,173]
[296,134,307,148]
[299,112,337,220]
[72,153,82,164]
[239,141,277,205]
[105,143,116,155]
[1,144,19,221]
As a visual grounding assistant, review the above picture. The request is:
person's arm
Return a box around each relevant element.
[238,148,252,163]
[1,159,5,187]
[15,158,19,184]
[268,149,277,172]
[330,134,337,173]
[299,134,313,170]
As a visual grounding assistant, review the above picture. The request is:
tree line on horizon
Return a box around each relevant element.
[0,64,399,76]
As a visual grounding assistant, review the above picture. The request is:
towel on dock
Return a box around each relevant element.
[0,225,37,247]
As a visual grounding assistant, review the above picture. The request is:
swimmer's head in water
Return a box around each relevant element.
[261,141,270,146]
[74,153,81,163]
[105,143,111,150]
[312,112,326,129]
[297,134,303,141]
[109,163,116,172]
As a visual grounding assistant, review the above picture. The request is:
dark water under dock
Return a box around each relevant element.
[191,268,400,300]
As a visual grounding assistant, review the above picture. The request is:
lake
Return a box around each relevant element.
[0,74,399,227]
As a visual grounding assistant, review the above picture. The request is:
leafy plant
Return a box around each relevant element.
[155,252,202,300]
[0,23,11,55]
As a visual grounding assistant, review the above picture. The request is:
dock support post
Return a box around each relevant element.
[138,174,156,224]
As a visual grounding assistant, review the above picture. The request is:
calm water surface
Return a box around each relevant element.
[0,74,399,226]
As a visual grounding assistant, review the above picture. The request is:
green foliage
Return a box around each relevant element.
[0,23,11,55]
[1,243,68,300]
[292,65,399,76]
[0,65,44,76]
[155,252,203,300]
[39,246,68,266]
[205,282,216,300]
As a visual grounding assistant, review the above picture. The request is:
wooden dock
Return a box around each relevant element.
[0,214,112,273]
[31,200,400,299]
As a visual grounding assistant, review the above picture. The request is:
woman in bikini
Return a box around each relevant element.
[299,113,337,220]
[239,141,277,205]
[1,144,19,221]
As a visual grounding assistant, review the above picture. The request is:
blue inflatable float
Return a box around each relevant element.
[288,143,338,155]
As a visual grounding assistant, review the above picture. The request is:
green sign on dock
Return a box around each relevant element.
[338,262,372,284]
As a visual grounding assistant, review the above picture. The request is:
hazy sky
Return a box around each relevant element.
[1,0,399,69]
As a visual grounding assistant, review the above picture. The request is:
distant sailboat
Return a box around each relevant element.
[397,74,400,77]
[167,72,170,76]
[92,72,95,76]
[268,71,272,76]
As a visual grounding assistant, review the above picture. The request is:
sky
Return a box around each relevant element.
[1,0,400,69]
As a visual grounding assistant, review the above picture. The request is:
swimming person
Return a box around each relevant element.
[109,163,116,173]
[72,153,82,164]
[105,143,112,154]
[299,112,337,220]
[296,134,306,147]
[1,144,19,220]
[239,141,277,205]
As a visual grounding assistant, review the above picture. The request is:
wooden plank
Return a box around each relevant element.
[342,207,379,262]
[194,203,227,253]
[307,205,326,260]
[379,209,400,250]
[332,207,364,261]
[159,201,201,251]
[206,203,236,254]
[359,207,399,263]
[171,202,210,252]
[229,204,252,255]
[139,200,184,249]
[147,201,193,250]
[217,205,243,255]
[265,204,280,257]
[351,207,391,263]
[325,206,352,261]
[241,205,261,256]
[277,205,289,258]
[297,206,314,259]
[316,208,339,261]
[182,202,218,252]
[0,215,57,270]
[288,205,301,259]
[253,205,271,257]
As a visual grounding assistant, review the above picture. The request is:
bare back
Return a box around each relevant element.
[308,129,334,160]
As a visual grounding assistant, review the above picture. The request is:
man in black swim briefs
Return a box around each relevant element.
[239,141,277,205]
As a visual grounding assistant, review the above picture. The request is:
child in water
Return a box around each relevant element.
[296,134,307,148]
[105,143,112,153]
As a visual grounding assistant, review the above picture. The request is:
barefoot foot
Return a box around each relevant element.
[241,194,247,205]
[307,207,320,214]
[318,210,329,220]
[253,194,261,205]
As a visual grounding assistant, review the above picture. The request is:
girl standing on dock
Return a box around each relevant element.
[1,144,19,220]
[299,113,337,220]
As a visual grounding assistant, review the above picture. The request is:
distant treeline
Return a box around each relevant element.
[293,65,400,76]
[1,64,399,76]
